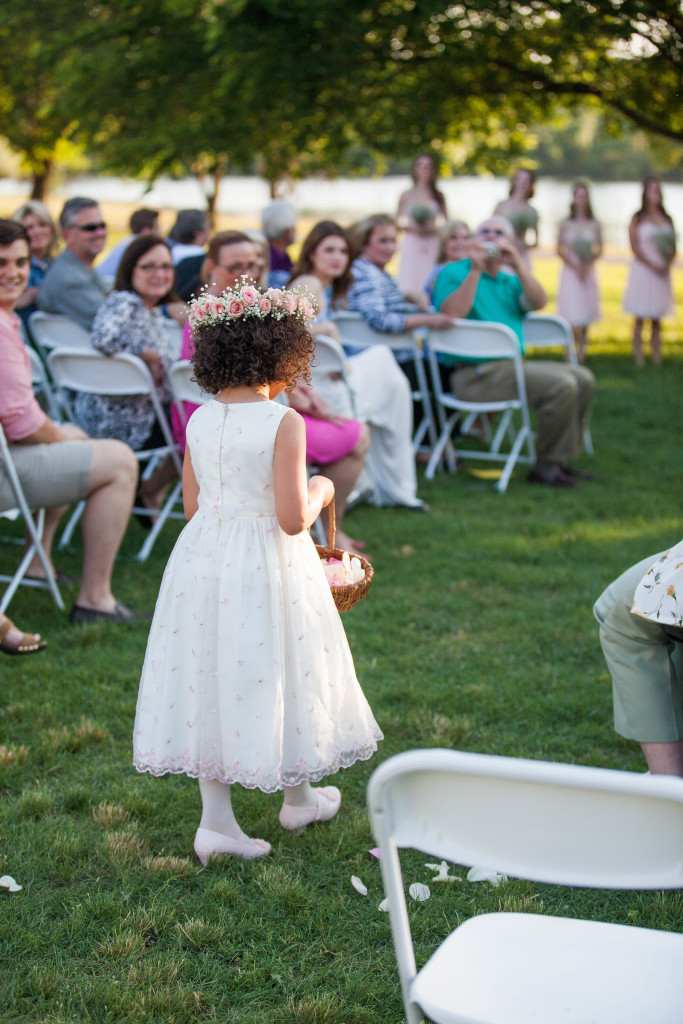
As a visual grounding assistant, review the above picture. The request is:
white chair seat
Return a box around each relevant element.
[412,911,683,1024]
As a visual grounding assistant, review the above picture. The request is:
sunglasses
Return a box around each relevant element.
[74,222,107,233]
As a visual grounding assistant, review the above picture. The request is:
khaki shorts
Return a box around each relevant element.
[0,440,92,513]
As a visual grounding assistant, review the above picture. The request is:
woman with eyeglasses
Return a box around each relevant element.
[76,235,180,514]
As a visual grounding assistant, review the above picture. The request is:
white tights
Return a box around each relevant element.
[199,778,319,839]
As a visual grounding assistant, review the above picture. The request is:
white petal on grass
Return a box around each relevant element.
[409,882,430,902]
[425,860,460,883]
[369,847,381,860]
[0,875,22,892]
[351,875,368,895]
[378,898,390,912]
[467,866,508,886]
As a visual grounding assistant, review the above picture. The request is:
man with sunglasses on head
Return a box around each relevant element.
[432,216,595,488]
[37,197,108,329]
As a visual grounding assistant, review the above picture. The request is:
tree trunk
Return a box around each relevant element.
[31,160,52,201]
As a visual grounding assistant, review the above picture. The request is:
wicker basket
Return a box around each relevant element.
[315,498,373,612]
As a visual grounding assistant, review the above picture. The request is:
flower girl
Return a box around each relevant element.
[133,282,382,862]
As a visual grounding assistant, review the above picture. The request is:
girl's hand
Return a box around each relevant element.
[308,474,334,508]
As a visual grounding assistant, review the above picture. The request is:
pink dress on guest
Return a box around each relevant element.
[623,220,674,319]
[172,323,362,463]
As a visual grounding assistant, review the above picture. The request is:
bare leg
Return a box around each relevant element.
[195,779,271,861]
[650,319,662,365]
[319,424,369,551]
[76,440,138,612]
[138,455,179,512]
[640,741,683,777]
[573,326,587,364]
[632,318,644,366]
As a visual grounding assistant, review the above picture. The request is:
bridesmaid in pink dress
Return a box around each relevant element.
[556,180,602,363]
[396,154,448,299]
[623,177,677,366]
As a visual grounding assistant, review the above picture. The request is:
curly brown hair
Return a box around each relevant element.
[191,314,314,394]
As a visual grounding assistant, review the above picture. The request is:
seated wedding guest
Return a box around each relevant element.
[346,214,453,336]
[81,235,179,514]
[424,219,471,301]
[97,207,159,280]
[556,180,602,364]
[173,228,369,550]
[433,216,595,488]
[37,197,108,329]
[396,153,448,298]
[0,219,140,623]
[595,541,683,777]
[262,200,296,288]
[0,609,46,657]
[12,200,58,327]
[494,167,538,264]
[168,209,210,265]
[288,219,429,510]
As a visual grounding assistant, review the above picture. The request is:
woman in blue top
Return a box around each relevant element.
[12,200,57,327]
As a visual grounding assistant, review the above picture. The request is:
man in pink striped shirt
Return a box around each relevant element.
[0,219,141,623]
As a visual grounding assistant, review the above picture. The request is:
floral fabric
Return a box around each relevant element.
[632,540,683,628]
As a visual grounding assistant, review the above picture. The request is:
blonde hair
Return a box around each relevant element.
[438,219,470,262]
[12,199,57,257]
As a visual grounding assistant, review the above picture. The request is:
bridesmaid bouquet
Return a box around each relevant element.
[571,237,596,263]
[653,227,676,261]
[508,208,537,236]
[410,203,435,226]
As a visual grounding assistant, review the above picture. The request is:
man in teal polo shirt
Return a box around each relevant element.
[433,217,595,487]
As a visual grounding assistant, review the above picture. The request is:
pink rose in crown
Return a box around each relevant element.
[240,285,259,306]
[213,300,227,317]
[258,296,272,313]
[192,307,206,322]
[266,288,284,306]
[283,293,298,314]
[298,296,314,320]
[228,299,244,316]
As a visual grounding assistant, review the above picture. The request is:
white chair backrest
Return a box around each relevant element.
[28,311,93,351]
[332,311,420,352]
[47,347,156,396]
[163,317,184,359]
[368,748,683,891]
[313,334,348,376]
[167,360,211,407]
[522,312,576,362]
[27,346,63,422]
[430,320,521,362]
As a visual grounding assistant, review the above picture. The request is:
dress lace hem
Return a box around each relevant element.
[132,732,383,793]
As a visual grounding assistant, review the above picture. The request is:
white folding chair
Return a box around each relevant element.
[0,424,64,612]
[28,345,63,423]
[368,748,683,1024]
[162,317,184,359]
[47,348,184,563]
[522,313,594,454]
[309,333,358,419]
[424,322,535,493]
[167,359,211,434]
[28,311,93,357]
[332,311,436,452]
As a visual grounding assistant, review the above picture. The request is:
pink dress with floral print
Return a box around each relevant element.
[133,399,382,791]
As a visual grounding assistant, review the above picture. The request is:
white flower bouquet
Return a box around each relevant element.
[410,203,435,226]
[508,207,537,236]
[570,237,596,263]
[653,227,676,261]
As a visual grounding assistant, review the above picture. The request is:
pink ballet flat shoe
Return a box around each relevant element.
[193,827,271,865]
[279,786,342,832]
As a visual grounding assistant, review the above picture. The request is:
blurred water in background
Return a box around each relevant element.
[1,174,681,251]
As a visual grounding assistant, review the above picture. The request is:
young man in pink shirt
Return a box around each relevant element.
[0,219,140,622]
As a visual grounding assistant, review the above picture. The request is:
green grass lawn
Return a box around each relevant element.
[1,276,682,1022]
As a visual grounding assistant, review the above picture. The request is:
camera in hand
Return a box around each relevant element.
[483,241,499,259]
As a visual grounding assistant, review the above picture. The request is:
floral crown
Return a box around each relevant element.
[188,279,316,330]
